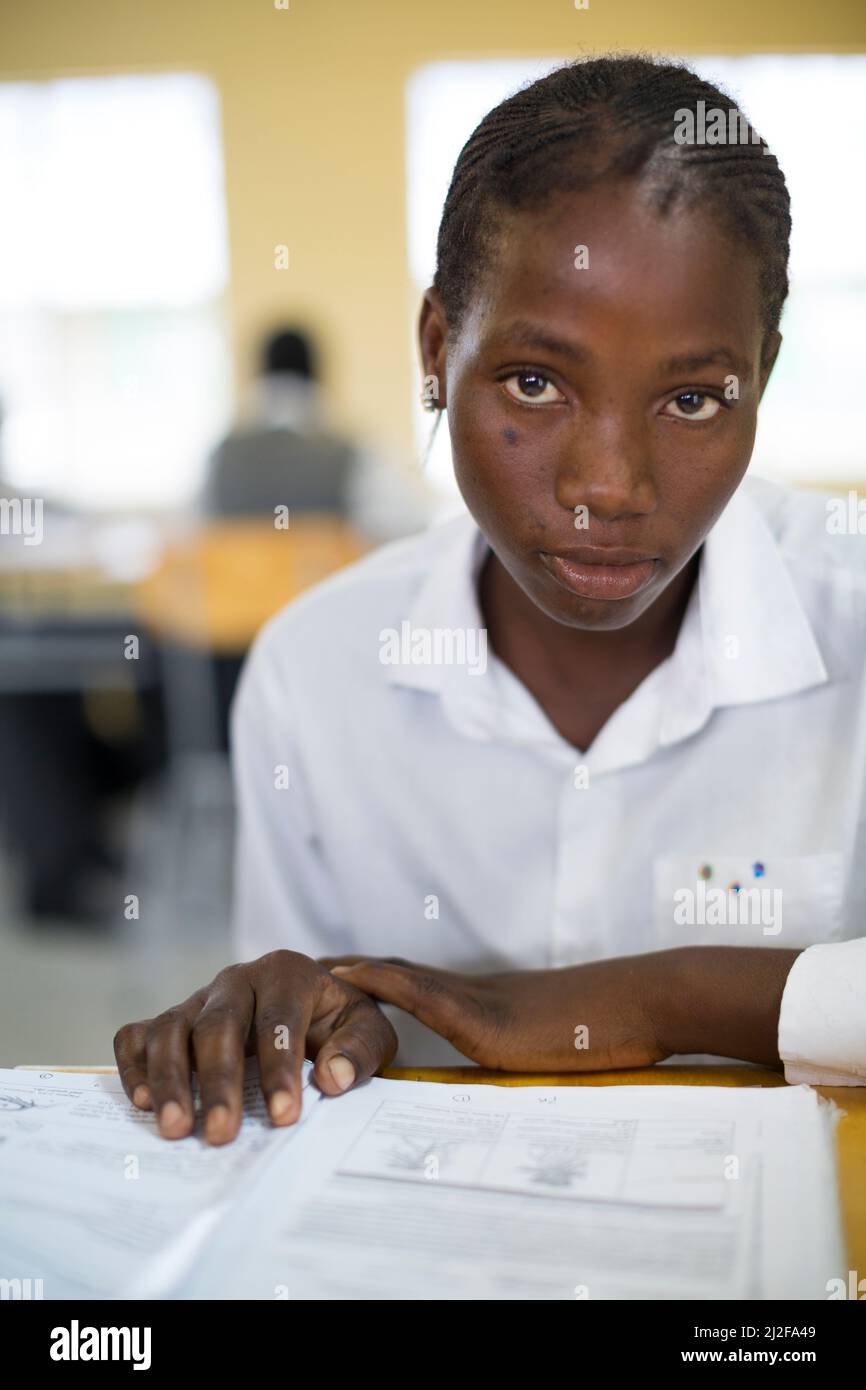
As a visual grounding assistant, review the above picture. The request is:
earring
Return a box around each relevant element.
[420,393,438,412]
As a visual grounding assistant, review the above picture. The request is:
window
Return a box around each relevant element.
[0,72,232,511]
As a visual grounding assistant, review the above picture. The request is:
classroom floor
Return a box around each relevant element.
[0,761,235,1068]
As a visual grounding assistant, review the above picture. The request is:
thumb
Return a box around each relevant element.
[311,997,398,1096]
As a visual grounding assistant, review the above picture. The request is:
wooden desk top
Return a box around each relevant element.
[132,517,366,653]
[27,1063,866,1275]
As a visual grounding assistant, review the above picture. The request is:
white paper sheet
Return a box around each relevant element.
[0,1063,320,1299]
[0,1067,845,1301]
[183,1078,844,1301]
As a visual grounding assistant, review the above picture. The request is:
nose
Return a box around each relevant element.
[553,409,657,522]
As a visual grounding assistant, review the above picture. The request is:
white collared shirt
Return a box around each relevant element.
[231,475,866,1080]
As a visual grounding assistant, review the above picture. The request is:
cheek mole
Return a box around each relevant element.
[504,427,519,444]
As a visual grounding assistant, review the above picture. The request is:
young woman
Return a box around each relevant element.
[114,55,866,1145]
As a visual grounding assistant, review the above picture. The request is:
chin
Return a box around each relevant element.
[523,574,662,631]
[546,596,653,631]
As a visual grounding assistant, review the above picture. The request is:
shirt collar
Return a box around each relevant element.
[384,482,829,756]
[658,480,828,746]
[382,515,496,737]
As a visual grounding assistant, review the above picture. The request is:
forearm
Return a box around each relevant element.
[652,946,803,1068]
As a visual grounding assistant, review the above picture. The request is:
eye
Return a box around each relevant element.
[664,391,722,421]
[502,370,566,406]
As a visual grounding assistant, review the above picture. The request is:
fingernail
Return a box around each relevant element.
[328,1056,356,1091]
[132,1084,151,1109]
[159,1100,186,1136]
[205,1105,231,1143]
[269,1089,294,1122]
[330,965,353,976]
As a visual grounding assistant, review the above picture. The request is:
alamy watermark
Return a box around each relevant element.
[0,1276,43,1299]
[825,491,866,535]
[674,880,782,937]
[673,102,767,151]
[0,496,43,545]
[49,1321,151,1369]
[826,1269,866,1299]
[379,622,488,676]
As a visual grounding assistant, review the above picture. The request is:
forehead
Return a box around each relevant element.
[466,182,763,361]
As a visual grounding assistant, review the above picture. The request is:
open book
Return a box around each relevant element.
[0,1063,845,1300]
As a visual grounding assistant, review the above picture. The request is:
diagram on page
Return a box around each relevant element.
[337,1100,739,1207]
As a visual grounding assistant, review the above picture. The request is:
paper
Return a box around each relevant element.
[182,1079,845,1301]
[337,1102,742,1207]
[0,1067,845,1300]
[0,1063,320,1299]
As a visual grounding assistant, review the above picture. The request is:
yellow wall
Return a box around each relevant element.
[2,0,864,463]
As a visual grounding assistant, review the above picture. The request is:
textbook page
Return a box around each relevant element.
[183,1078,844,1301]
[0,1062,321,1300]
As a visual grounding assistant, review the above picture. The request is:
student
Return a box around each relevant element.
[201,325,430,541]
[114,55,866,1145]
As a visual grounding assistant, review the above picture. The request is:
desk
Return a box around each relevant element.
[26,1061,866,1278]
[133,517,366,654]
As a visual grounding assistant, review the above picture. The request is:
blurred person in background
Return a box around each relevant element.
[199,324,431,744]
[202,325,431,543]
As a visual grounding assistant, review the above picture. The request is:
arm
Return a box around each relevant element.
[654,946,801,1068]
[327,945,812,1074]
[661,941,866,1083]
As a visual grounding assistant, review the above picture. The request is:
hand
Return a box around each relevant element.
[113,950,398,1145]
[324,953,669,1073]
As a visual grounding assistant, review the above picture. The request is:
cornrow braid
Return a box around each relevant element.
[433,55,791,354]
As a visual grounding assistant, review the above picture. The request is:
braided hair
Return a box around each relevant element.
[433,55,791,360]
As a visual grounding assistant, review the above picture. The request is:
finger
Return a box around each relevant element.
[145,1008,199,1139]
[113,1021,153,1110]
[191,981,255,1146]
[329,959,466,1038]
[251,980,315,1128]
[311,992,398,1096]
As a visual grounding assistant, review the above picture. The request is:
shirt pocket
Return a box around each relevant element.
[652,852,845,950]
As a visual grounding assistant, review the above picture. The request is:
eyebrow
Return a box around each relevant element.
[492,321,751,380]
[494,320,589,365]
[661,348,751,379]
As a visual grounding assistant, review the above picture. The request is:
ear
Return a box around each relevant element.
[418,287,449,410]
[758,330,782,401]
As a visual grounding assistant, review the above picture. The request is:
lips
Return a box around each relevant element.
[539,547,659,601]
